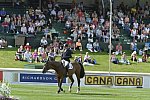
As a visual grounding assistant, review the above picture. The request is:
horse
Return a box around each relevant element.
[42,59,85,93]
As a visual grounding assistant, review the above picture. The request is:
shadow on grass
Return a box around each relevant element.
[73,92,114,96]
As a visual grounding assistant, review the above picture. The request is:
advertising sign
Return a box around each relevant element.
[20,73,66,83]
[85,75,114,85]
[85,75,143,86]
[115,76,143,86]
[0,71,3,82]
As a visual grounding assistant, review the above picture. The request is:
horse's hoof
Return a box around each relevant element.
[57,91,60,94]
[68,90,71,93]
[76,91,79,93]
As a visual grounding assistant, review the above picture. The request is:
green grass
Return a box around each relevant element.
[11,84,150,100]
[0,48,150,73]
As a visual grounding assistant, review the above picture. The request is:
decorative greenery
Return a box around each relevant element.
[0,82,11,97]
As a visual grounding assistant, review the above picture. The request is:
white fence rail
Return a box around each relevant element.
[0,68,150,88]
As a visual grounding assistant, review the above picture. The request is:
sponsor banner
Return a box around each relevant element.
[0,71,3,82]
[115,76,143,86]
[20,73,66,83]
[85,75,114,85]
[85,75,143,86]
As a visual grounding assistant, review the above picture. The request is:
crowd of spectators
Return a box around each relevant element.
[0,0,149,64]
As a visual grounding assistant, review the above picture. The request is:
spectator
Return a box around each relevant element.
[142,52,148,62]
[84,52,92,63]
[83,52,95,66]
[15,45,24,61]
[53,39,59,54]
[66,37,74,49]
[120,52,130,64]
[48,49,56,61]
[75,39,82,51]
[23,48,32,63]
[32,49,39,63]
[57,9,64,22]
[0,38,7,48]
[4,15,10,23]
[17,14,22,26]
[35,20,41,32]
[131,51,137,62]
[65,20,71,29]
[51,9,56,20]
[86,42,94,52]
[71,28,78,42]
[74,54,82,63]
[38,46,44,56]
[0,8,6,21]
[108,43,115,53]
[1,20,9,33]
[28,24,35,35]
[115,43,122,55]
[10,20,16,33]
[130,40,138,52]
[93,39,101,52]
[21,24,27,35]
[24,43,31,51]
[40,37,48,48]
[110,52,119,64]
[143,45,149,54]
[47,18,52,29]
[41,51,47,63]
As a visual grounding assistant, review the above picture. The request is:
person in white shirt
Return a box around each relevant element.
[93,39,101,52]
[86,42,93,52]
[24,48,32,63]
[28,25,35,35]
[35,7,41,16]
[40,37,48,48]
[57,9,63,22]
[4,15,10,23]
[39,13,45,19]
[133,20,139,29]
[51,9,56,20]
[21,24,27,34]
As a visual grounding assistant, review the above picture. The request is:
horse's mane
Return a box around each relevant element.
[49,61,64,69]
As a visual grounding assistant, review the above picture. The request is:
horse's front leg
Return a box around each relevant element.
[60,77,65,93]
[57,77,61,94]
[68,75,74,93]
[57,77,65,93]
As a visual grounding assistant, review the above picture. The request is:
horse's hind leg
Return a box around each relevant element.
[75,73,80,93]
[68,75,74,93]
[76,77,80,93]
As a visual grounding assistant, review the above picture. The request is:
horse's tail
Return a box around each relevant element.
[79,63,85,78]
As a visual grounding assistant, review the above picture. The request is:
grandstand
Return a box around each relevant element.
[0,0,149,52]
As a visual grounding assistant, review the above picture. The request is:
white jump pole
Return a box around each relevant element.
[109,0,112,74]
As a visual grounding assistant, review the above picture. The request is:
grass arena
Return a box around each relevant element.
[0,48,150,100]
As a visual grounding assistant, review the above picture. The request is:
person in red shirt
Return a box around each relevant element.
[1,20,9,33]
[78,10,83,21]
[24,43,31,51]
[66,37,75,50]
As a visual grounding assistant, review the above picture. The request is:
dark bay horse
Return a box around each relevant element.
[42,60,85,93]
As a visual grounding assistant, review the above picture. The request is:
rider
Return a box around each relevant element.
[61,44,73,75]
